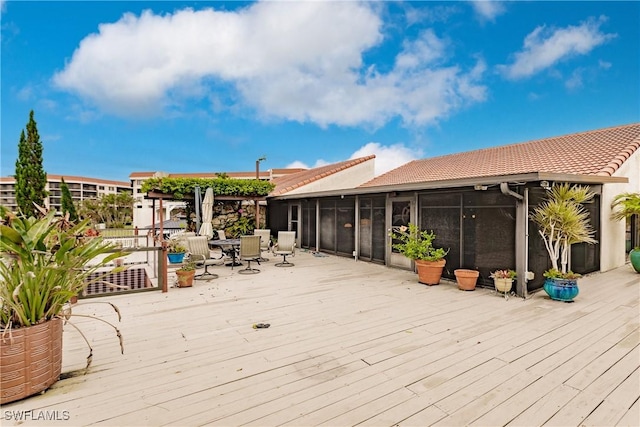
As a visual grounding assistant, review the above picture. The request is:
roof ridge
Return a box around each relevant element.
[270,155,375,196]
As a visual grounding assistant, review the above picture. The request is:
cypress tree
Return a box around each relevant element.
[15,110,47,217]
[60,177,78,221]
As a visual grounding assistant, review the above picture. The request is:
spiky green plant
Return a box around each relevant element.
[0,209,125,328]
[610,193,640,221]
[531,183,597,276]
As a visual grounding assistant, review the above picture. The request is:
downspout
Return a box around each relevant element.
[500,182,523,201]
[500,183,529,299]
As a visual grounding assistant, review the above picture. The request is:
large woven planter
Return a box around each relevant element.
[415,259,446,286]
[455,269,479,291]
[1,317,63,404]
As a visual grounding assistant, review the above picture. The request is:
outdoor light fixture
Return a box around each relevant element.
[474,184,488,191]
[255,156,266,180]
[540,180,551,189]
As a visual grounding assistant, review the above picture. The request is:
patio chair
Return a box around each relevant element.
[238,235,261,274]
[254,229,272,261]
[186,236,223,280]
[273,231,296,267]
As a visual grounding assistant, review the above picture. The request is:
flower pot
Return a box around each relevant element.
[543,277,579,302]
[167,252,185,264]
[494,278,513,293]
[415,259,446,285]
[1,318,63,404]
[455,269,479,291]
[630,248,640,273]
[176,270,195,287]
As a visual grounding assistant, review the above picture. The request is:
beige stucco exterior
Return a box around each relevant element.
[282,158,375,195]
[600,149,640,271]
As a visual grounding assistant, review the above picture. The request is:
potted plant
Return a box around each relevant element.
[175,259,196,287]
[454,269,479,291]
[490,269,517,293]
[391,223,449,285]
[0,207,125,404]
[167,240,187,264]
[531,183,597,302]
[610,192,640,273]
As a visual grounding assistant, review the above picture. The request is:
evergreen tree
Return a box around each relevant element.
[14,110,47,217]
[60,177,78,221]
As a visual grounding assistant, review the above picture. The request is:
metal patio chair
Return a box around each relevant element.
[273,231,296,267]
[186,236,223,280]
[253,228,272,261]
[238,235,261,274]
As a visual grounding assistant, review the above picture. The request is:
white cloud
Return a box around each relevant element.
[469,1,506,22]
[53,2,486,127]
[497,16,616,80]
[350,142,422,176]
[288,141,421,177]
[285,159,330,170]
[565,68,584,91]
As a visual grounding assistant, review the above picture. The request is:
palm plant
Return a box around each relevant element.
[610,192,640,248]
[610,192,640,273]
[531,183,597,277]
[0,208,125,328]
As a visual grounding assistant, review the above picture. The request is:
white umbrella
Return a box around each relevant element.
[198,187,214,238]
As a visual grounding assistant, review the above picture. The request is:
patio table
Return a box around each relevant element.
[209,238,241,267]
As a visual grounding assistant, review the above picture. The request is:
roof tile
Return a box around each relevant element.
[270,155,375,196]
[360,123,640,188]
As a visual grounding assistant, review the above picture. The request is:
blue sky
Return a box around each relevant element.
[1,1,638,182]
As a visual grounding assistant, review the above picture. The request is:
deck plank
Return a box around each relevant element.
[1,252,638,427]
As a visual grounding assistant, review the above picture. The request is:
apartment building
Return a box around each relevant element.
[0,174,131,213]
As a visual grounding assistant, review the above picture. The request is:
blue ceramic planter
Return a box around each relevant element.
[167,252,185,264]
[543,278,579,302]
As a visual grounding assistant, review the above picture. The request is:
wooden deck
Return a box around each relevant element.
[2,251,639,426]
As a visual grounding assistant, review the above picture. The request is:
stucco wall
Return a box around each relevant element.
[285,159,375,195]
[600,149,640,271]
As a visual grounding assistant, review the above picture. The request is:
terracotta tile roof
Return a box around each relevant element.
[270,155,376,196]
[360,123,640,188]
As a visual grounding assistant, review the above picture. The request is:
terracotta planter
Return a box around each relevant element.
[176,270,195,287]
[1,318,63,404]
[415,259,446,285]
[494,278,513,293]
[455,269,479,291]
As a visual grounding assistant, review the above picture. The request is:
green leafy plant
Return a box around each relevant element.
[0,208,126,370]
[531,183,597,278]
[226,216,255,238]
[167,240,187,253]
[390,223,449,261]
[543,268,581,280]
[0,208,126,329]
[178,260,197,272]
[140,177,275,199]
[610,192,640,250]
[490,269,517,279]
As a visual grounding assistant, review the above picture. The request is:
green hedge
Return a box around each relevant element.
[141,177,275,199]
